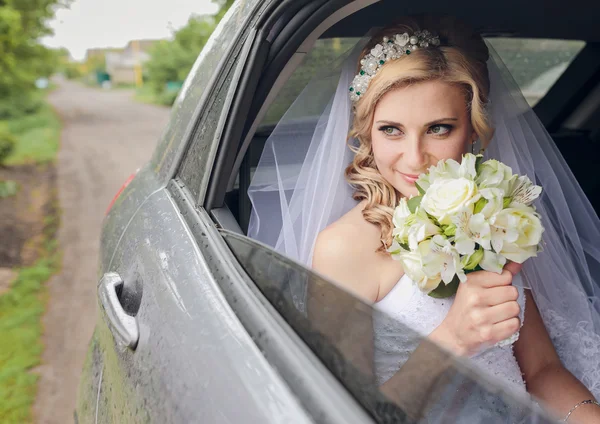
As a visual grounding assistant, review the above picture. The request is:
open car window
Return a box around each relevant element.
[227,35,589,233]
[220,230,558,423]
[487,38,585,106]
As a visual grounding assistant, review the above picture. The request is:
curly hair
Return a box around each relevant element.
[345,16,492,250]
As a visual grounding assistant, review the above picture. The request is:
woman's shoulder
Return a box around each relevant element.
[314,202,380,257]
[312,202,390,302]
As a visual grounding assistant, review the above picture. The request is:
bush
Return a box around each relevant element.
[0,128,17,165]
[0,93,44,121]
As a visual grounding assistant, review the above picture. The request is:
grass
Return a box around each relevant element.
[0,201,60,423]
[0,91,62,423]
[1,103,61,166]
[134,85,177,107]
[134,85,157,105]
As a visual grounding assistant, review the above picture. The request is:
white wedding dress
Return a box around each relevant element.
[374,274,527,391]
[373,275,535,421]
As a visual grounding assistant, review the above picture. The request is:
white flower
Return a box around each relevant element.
[477,187,505,219]
[490,205,544,262]
[387,238,407,260]
[421,236,466,285]
[416,159,461,192]
[398,249,442,293]
[406,208,442,250]
[477,159,514,191]
[391,198,412,244]
[392,197,411,227]
[492,205,543,247]
[452,210,492,254]
[500,243,539,264]
[479,250,507,274]
[421,178,480,225]
[458,153,478,180]
[507,175,542,206]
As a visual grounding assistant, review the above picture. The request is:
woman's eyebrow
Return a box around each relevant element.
[424,117,458,126]
[375,118,459,127]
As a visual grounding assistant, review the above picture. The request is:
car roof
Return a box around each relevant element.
[321,0,600,42]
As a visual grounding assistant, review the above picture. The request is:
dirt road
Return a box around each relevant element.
[33,80,171,424]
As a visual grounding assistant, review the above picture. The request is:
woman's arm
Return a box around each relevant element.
[514,290,600,423]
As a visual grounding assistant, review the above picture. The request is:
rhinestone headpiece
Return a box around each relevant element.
[349,30,441,103]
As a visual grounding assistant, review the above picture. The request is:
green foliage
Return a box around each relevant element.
[0,127,17,165]
[0,0,70,118]
[0,241,59,423]
[142,0,235,105]
[0,102,61,165]
[145,15,216,103]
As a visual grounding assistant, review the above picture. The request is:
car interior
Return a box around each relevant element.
[197,2,600,420]
[212,0,600,237]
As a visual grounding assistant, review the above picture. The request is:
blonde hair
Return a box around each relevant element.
[345,16,492,250]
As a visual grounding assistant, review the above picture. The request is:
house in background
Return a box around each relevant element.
[105,39,160,85]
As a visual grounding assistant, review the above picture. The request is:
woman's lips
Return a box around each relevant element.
[399,172,420,184]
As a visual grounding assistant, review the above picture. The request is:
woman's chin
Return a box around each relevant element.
[397,184,419,199]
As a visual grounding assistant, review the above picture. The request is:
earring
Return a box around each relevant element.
[471,141,476,154]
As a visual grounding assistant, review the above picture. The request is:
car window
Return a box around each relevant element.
[150,0,265,185]
[262,38,362,126]
[220,230,557,423]
[486,38,585,106]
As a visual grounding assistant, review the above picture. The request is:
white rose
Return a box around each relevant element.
[499,243,539,264]
[421,178,480,225]
[477,159,514,191]
[492,205,543,248]
[416,158,461,192]
[398,250,442,293]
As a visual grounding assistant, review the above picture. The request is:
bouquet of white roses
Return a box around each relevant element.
[388,153,544,298]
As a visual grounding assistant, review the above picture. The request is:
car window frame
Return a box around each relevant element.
[176,27,256,202]
[161,0,275,192]
[168,179,376,424]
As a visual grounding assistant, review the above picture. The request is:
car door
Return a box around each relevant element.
[75,1,314,423]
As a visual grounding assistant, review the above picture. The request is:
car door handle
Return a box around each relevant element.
[98,272,139,350]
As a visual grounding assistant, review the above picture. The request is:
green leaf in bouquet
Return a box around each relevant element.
[428,276,460,298]
[461,247,484,270]
[443,224,456,237]
[475,154,485,174]
[503,197,512,208]
[473,198,488,214]
[415,180,426,195]
[407,195,422,213]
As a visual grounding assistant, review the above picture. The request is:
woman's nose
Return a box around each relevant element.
[403,137,428,170]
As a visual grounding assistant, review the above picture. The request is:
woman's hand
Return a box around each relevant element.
[430,262,523,356]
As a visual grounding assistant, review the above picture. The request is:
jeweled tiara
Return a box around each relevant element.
[349,30,441,103]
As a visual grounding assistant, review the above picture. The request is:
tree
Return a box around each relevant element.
[0,0,70,118]
[145,15,216,104]
[143,0,236,105]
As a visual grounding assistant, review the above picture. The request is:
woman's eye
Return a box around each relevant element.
[428,124,452,136]
[380,126,402,136]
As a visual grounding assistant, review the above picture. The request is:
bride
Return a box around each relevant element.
[248,15,600,423]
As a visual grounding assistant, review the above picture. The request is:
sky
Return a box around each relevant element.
[42,0,219,61]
